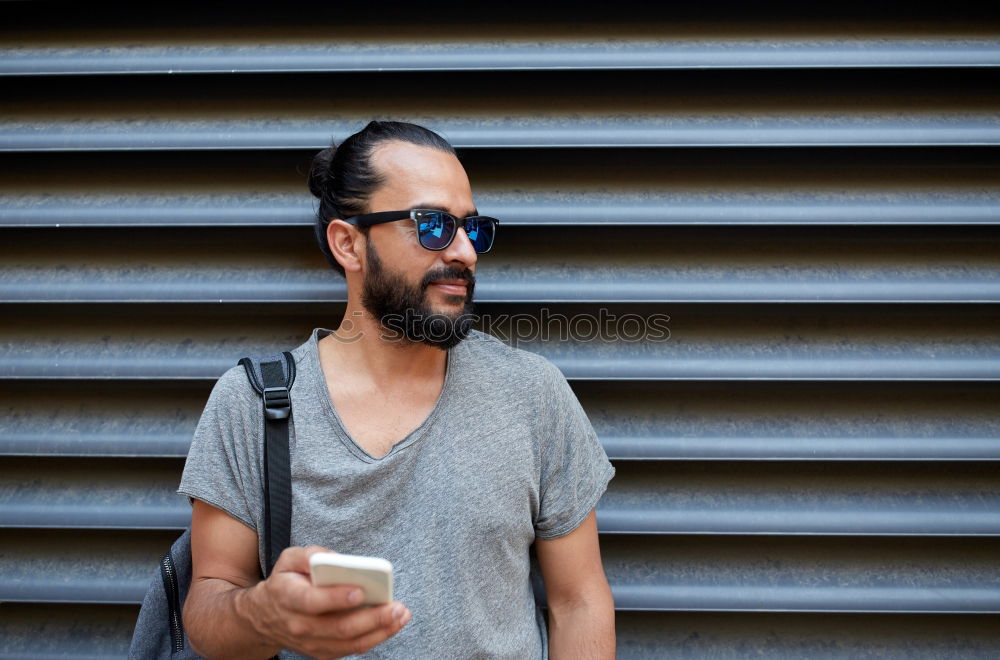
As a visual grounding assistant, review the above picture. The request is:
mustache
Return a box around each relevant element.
[420,267,476,290]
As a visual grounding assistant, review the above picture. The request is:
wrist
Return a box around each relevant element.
[236,582,287,657]
[234,581,270,642]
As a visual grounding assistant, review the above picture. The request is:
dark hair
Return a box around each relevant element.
[308,120,457,276]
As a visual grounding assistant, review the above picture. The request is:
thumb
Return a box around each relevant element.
[272,545,333,575]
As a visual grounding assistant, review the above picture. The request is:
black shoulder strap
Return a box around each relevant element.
[239,351,295,578]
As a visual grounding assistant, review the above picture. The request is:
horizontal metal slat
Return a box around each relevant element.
[489,303,1000,381]
[578,381,1000,461]
[0,530,172,604]
[598,462,1000,536]
[5,134,999,229]
[0,382,207,458]
[0,303,996,381]
[601,436,1000,462]
[3,381,996,461]
[8,431,998,463]
[2,70,997,151]
[4,116,998,151]
[3,39,1000,76]
[0,604,137,660]
[0,431,189,459]
[3,459,998,536]
[4,607,1000,659]
[615,611,1000,658]
[0,458,188,530]
[4,193,1000,228]
[4,531,998,612]
[600,535,1000,613]
[2,226,998,304]
[3,148,996,228]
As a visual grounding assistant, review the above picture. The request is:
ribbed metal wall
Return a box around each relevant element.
[2,4,999,658]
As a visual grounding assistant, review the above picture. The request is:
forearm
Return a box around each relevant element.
[546,591,616,660]
[184,578,282,660]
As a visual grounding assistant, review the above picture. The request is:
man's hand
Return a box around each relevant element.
[184,499,409,660]
[241,545,411,659]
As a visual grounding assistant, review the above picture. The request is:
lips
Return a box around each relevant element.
[430,280,468,294]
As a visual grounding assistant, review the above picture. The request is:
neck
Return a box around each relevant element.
[320,300,449,386]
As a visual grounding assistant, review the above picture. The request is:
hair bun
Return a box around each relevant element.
[307,146,337,199]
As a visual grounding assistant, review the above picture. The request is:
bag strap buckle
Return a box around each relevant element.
[263,386,290,420]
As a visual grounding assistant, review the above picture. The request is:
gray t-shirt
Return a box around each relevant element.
[178,327,615,659]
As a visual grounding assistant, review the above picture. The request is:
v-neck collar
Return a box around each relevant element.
[309,327,458,463]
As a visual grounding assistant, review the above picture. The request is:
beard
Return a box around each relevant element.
[360,239,477,350]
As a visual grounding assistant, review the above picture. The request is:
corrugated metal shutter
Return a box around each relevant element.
[2,4,999,658]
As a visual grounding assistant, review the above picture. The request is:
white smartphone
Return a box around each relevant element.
[308,552,394,606]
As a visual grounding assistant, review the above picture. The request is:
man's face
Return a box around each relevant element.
[358,141,480,349]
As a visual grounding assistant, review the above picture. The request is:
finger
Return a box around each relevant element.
[276,577,366,615]
[315,601,410,640]
[336,605,411,656]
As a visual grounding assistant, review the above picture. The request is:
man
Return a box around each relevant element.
[179,121,616,659]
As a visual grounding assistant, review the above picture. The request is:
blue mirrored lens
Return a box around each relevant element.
[418,211,454,249]
[465,217,495,253]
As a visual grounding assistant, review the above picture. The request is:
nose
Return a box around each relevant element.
[442,226,479,268]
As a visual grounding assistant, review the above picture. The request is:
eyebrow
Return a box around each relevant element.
[412,202,479,217]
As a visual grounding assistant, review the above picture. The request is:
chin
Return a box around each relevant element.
[437,295,469,308]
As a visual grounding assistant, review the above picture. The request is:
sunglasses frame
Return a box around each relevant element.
[342,208,499,254]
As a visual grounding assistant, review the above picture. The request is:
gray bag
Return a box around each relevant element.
[128,353,295,659]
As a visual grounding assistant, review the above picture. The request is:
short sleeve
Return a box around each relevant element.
[532,359,615,539]
[177,365,264,532]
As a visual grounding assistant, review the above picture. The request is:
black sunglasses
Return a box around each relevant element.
[343,208,498,254]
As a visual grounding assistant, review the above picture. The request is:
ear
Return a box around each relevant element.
[326,220,364,274]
